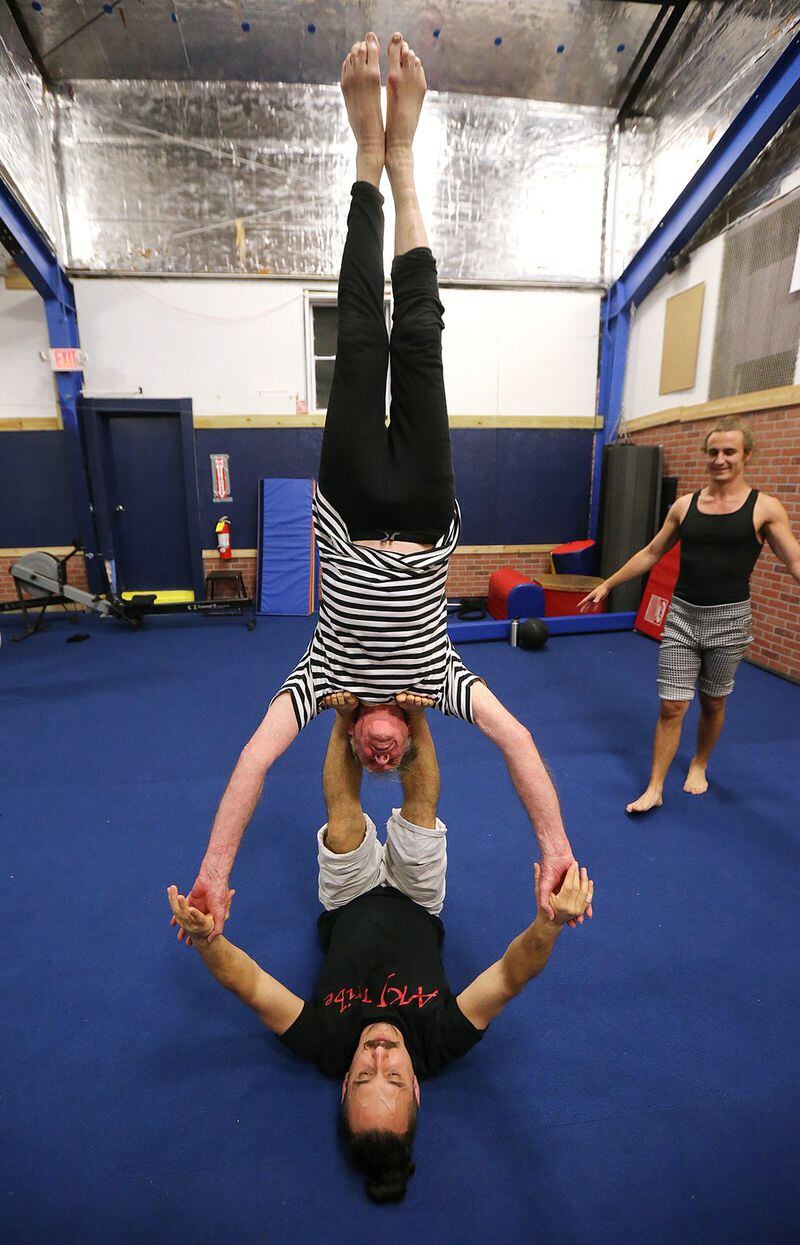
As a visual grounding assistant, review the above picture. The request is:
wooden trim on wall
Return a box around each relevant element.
[194,415,325,429]
[0,546,83,557]
[1,414,601,432]
[199,545,555,557]
[0,417,61,431]
[625,384,800,433]
[4,264,34,291]
[202,549,258,558]
[193,414,601,430]
[455,544,555,554]
[448,415,601,429]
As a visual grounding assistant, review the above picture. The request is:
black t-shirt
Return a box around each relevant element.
[278,886,485,1079]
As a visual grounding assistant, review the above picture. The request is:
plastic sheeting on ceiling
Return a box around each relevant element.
[3,1,799,280]
[16,0,659,107]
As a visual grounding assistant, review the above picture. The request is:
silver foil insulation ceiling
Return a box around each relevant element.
[2,1,799,282]
[54,80,614,282]
[0,4,55,241]
[18,1,655,105]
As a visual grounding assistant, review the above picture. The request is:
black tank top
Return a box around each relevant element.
[674,489,762,605]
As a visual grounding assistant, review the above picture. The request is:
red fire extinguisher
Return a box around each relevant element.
[215,516,232,560]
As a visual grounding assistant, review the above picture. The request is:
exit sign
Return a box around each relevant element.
[49,347,86,371]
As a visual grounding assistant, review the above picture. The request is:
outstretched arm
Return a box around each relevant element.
[187,692,299,940]
[578,499,685,610]
[167,886,304,1034]
[762,497,800,585]
[457,862,593,1029]
[470,681,584,918]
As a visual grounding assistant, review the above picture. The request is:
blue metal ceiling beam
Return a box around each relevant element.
[607,29,800,323]
[589,28,800,538]
[0,173,100,587]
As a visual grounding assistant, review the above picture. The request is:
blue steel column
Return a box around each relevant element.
[589,29,800,538]
[0,175,101,588]
[589,302,630,539]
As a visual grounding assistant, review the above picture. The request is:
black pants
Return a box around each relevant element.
[318,181,455,543]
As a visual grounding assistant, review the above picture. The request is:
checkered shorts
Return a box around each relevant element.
[657,595,753,701]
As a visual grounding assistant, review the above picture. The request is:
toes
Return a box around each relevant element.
[388,32,403,66]
[365,31,380,63]
[356,40,367,61]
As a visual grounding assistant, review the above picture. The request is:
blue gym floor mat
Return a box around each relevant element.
[1,616,798,1243]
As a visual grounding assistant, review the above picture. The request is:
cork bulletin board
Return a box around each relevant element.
[659,281,706,395]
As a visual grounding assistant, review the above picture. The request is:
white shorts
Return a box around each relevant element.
[317,810,448,916]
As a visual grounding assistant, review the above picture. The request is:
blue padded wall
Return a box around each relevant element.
[196,427,594,549]
[257,478,316,616]
[0,432,80,546]
[196,428,321,551]
[1,426,593,551]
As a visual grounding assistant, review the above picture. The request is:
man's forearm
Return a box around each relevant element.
[194,933,262,1005]
[400,713,440,823]
[500,913,561,995]
[603,546,657,592]
[502,726,571,857]
[202,749,269,878]
[323,715,362,814]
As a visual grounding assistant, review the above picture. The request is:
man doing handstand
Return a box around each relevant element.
[185,32,586,935]
[168,701,593,1202]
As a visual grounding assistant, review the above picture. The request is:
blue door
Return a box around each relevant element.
[80,399,202,597]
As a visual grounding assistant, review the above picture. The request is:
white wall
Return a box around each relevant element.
[75,279,306,415]
[71,279,601,420]
[0,281,57,422]
[622,233,725,424]
[443,288,601,417]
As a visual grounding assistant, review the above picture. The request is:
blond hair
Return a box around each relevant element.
[703,417,755,454]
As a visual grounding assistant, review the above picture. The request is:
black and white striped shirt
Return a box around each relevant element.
[275,488,479,731]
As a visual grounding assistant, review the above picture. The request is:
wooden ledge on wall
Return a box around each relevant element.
[0,546,83,557]
[193,414,601,430]
[194,415,326,429]
[4,263,33,291]
[0,418,62,431]
[1,414,601,433]
[199,546,553,557]
[625,384,800,433]
[456,544,554,554]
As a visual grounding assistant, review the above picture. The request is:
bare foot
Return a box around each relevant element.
[341,32,384,184]
[626,785,664,814]
[683,759,709,795]
[385,32,427,158]
[321,691,360,719]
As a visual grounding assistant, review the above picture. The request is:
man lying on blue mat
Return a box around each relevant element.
[168,697,593,1204]
[185,31,587,938]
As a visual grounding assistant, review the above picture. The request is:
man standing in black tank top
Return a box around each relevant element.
[579,418,800,813]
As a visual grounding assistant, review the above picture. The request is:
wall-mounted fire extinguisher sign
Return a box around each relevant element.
[215,516,232,560]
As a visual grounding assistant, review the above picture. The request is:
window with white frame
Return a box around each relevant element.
[305,291,391,412]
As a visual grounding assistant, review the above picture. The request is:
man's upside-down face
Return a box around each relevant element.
[342,1022,420,1135]
[349,703,411,773]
